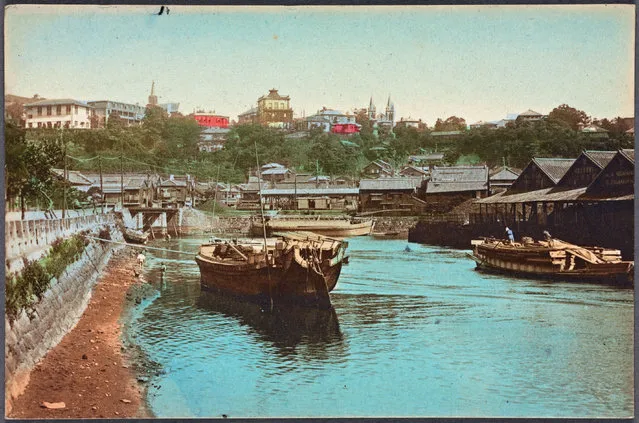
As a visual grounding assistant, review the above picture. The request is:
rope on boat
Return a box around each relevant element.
[82,235,196,256]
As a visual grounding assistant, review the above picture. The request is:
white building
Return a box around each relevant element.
[88,100,145,127]
[24,99,93,129]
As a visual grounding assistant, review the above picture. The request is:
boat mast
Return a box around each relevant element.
[254,139,273,308]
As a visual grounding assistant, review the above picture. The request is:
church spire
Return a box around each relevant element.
[148,81,158,106]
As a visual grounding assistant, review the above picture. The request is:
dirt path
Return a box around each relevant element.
[9,249,151,418]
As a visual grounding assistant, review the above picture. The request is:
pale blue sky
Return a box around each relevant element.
[5,5,635,125]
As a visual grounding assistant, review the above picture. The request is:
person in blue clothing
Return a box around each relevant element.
[505,226,515,244]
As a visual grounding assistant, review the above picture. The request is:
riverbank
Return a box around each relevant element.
[8,250,151,419]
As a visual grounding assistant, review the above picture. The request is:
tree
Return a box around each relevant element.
[434,116,467,131]
[5,123,64,218]
[548,104,590,131]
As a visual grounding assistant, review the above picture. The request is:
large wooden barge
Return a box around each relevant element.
[469,237,633,285]
[249,215,374,238]
[195,231,348,308]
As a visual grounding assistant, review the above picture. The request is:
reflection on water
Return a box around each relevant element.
[127,236,634,418]
[197,291,345,362]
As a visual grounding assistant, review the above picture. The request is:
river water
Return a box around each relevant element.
[126,236,634,418]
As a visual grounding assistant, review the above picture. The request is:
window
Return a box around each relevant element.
[75,105,78,113]
[66,105,71,114]
[56,121,61,127]
[37,106,42,116]
[27,114,33,119]
[47,122,52,128]
[37,122,42,128]
[28,123,33,128]
[56,105,61,115]
[47,106,52,116]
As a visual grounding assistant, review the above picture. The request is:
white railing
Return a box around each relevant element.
[5,213,115,261]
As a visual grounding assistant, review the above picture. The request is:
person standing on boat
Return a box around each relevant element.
[505,226,514,244]
[543,230,554,247]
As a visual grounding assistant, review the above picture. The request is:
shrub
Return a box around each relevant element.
[98,226,112,243]
[6,233,91,320]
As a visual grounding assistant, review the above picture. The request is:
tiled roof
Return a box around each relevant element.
[489,166,520,181]
[238,107,258,116]
[430,166,488,183]
[260,188,359,196]
[620,149,635,163]
[51,169,94,186]
[477,187,586,204]
[425,165,489,193]
[25,98,92,108]
[201,127,230,134]
[400,166,429,175]
[262,168,290,176]
[260,89,290,101]
[519,109,543,117]
[582,150,616,169]
[160,179,187,187]
[532,158,575,183]
[581,124,608,133]
[262,163,285,169]
[359,177,422,191]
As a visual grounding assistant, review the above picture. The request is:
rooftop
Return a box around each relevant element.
[25,98,92,108]
[532,158,576,183]
[359,177,422,191]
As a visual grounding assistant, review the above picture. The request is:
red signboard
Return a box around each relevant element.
[194,114,229,128]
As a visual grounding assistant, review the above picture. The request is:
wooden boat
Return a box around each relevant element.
[469,237,634,285]
[123,228,149,245]
[195,231,349,308]
[250,215,374,238]
[370,230,408,239]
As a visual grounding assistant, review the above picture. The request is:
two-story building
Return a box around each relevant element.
[88,100,145,127]
[257,89,293,129]
[24,99,93,129]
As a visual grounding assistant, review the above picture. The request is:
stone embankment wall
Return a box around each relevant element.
[4,220,124,414]
[371,216,419,233]
[5,214,115,274]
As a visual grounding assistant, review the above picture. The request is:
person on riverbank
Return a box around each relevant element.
[137,252,146,270]
[505,226,514,244]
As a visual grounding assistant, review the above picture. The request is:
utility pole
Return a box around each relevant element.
[62,145,67,219]
[120,138,124,208]
[98,155,104,214]
[293,170,297,211]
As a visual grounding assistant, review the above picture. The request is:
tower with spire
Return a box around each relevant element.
[368,97,376,120]
[148,81,158,107]
[385,95,395,126]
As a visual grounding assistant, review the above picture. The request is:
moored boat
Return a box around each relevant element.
[469,237,633,285]
[123,228,149,245]
[195,231,348,308]
[250,215,374,238]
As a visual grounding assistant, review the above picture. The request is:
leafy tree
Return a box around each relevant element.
[548,104,590,131]
[5,124,64,218]
[434,116,467,131]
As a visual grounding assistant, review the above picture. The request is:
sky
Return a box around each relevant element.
[4,5,635,125]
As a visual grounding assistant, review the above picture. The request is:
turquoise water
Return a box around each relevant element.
[126,236,634,418]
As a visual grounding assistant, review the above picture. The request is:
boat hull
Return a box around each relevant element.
[469,241,633,286]
[251,218,373,238]
[195,239,345,308]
